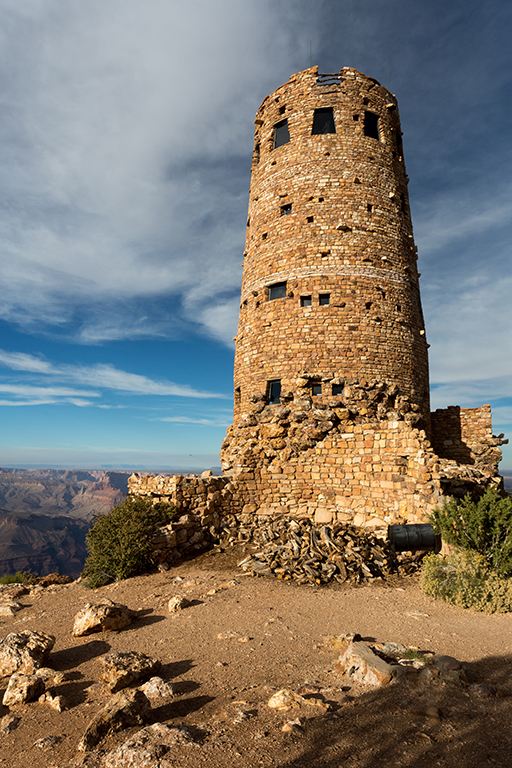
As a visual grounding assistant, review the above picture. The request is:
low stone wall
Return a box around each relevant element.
[431,405,505,475]
[128,471,244,566]
[130,401,505,566]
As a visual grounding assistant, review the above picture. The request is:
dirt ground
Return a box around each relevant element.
[0,546,511,768]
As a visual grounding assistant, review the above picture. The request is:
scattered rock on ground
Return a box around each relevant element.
[3,672,45,706]
[0,713,21,733]
[101,723,196,768]
[78,688,151,752]
[168,595,191,613]
[39,691,66,711]
[140,676,177,701]
[0,630,55,677]
[72,601,136,637]
[35,666,66,685]
[99,651,161,693]
[0,584,29,599]
[336,641,395,686]
[0,602,22,616]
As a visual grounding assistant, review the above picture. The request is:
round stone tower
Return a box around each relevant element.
[232,66,429,427]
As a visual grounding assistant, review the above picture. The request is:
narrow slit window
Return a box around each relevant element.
[235,387,241,404]
[300,295,312,307]
[364,111,380,140]
[312,107,336,135]
[273,119,290,149]
[268,380,281,404]
[281,203,292,216]
[268,281,287,300]
[311,383,322,396]
[319,293,330,306]
[332,384,343,396]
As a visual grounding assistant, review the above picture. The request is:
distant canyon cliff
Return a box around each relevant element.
[0,469,129,578]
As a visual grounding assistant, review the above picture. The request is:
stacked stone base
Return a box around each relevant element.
[129,395,505,568]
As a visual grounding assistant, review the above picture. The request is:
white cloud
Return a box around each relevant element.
[155,416,231,427]
[0,349,227,399]
[0,383,97,396]
[0,1,315,343]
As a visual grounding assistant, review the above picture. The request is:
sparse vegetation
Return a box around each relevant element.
[428,486,512,577]
[0,570,35,585]
[420,550,512,613]
[82,496,176,588]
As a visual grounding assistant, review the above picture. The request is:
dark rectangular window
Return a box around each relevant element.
[300,295,312,307]
[332,384,343,396]
[273,119,290,148]
[268,281,287,300]
[281,203,292,216]
[319,293,330,306]
[311,383,322,396]
[312,107,336,135]
[364,111,380,140]
[268,380,281,404]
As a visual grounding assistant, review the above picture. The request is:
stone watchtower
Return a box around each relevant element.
[220,67,505,527]
[129,67,504,547]
[232,66,429,426]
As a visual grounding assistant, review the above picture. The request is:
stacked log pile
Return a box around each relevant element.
[220,517,420,585]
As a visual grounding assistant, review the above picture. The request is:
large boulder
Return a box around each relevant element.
[0,631,55,677]
[78,689,151,752]
[72,601,135,636]
[102,723,195,767]
[99,651,161,693]
[2,672,45,706]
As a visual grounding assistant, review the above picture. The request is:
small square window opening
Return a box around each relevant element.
[268,281,287,300]
[312,107,336,135]
[319,294,330,306]
[300,295,312,307]
[332,384,343,396]
[268,380,281,404]
[281,203,292,216]
[273,119,290,149]
[364,111,380,140]
[311,383,322,396]
[306,216,314,223]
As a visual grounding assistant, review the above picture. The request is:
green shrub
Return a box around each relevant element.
[428,486,512,576]
[0,570,35,585]
[82,496,176,588]
[420,550,512,613]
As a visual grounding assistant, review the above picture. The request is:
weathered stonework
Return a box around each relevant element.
[233,66,429,425]
[130,67,506,557]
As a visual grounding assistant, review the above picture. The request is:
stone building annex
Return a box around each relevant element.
[130,67,506,551]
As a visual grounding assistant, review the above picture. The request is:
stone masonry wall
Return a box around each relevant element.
[431,404,506,476]
[128,67,505,566]
[233,66,430,427]
[128,471,244,566]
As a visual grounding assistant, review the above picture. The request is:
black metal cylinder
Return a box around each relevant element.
[388,523,441,553]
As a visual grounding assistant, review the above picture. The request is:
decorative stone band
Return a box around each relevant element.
[241,263,413,303]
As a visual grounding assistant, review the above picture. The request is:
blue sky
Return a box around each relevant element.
[0,0,511,470]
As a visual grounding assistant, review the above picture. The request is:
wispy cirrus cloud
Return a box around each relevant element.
[155,416,231,427]
[0,1,315,345]
[0,349,226,401]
